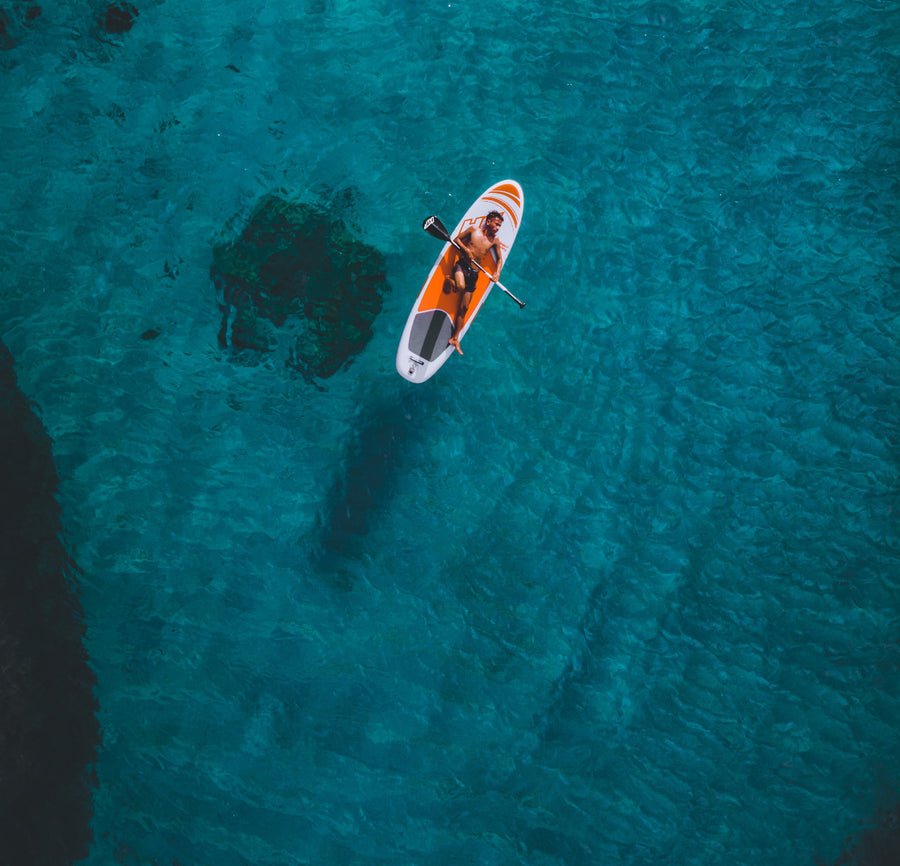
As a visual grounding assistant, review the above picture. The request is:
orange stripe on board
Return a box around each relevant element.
[490,188,521,210]
[488,189,522,210]
[491,182,522,205]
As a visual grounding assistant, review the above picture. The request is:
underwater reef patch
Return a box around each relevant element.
[0,4,41,50]
[0,340,100,866]
[102,2,137,34]
[0,10,12,51]
[212,193,390,379]
[822,792,900,866]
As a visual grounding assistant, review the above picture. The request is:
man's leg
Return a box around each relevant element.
[449,284,472,355]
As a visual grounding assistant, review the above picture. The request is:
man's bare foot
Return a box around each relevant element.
[449,336,463,355]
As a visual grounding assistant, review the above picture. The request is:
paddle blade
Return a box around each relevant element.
[423,215,452,243]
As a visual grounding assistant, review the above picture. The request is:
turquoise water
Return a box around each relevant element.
[1,0,898,863]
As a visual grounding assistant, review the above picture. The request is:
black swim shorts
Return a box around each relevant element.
[454,258,479,293]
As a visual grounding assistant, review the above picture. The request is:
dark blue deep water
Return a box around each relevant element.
[1,1,898,864]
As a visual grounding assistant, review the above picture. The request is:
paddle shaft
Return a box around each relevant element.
[423,216,526,309]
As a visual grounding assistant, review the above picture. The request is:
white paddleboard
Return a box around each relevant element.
[396,180,524,382]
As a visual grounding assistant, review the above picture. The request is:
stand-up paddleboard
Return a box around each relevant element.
[396,179,524,382]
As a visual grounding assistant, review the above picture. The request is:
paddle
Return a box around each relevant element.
[423,215,526,308]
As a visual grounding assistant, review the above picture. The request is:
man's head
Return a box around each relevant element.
[483,211,504,237]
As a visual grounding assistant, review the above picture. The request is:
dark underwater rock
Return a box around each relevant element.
[0,340,100,866]
[0,4,41,51]
[824,796,900,866]
[212,194,390,379]
[103,2,137,34]
[0,9,15,49]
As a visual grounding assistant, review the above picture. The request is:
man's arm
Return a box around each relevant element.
[492,241,503,279]
[454,228,475,261]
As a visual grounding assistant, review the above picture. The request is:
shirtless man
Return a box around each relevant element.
[448,211,504,355]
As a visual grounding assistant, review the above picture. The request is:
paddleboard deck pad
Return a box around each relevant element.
[396,179,523,382]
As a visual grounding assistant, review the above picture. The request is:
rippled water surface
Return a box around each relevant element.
[1,1,898,863]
